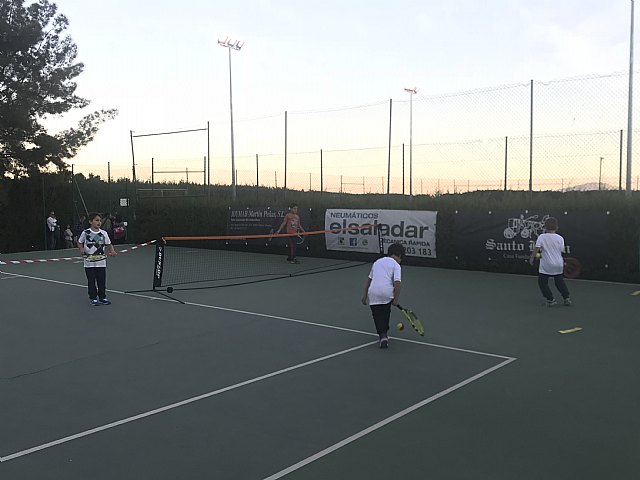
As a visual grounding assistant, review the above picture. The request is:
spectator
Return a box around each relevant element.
[112,218,127,244]
[46,211,58,250]
[64,224,75,249]
[75,215,87,243]
[102,213,113,240]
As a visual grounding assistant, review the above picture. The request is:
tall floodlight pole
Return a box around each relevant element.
[218,37,244,201]
[404,87,418,198]
[627,1,635,197]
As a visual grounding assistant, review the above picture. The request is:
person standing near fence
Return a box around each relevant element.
[102,213,113,241]
[74,215,88,242]
[64,224,74,249]
[46,211,58,250]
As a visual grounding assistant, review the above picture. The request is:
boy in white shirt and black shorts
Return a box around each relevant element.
[361,242,405,349]
[529,217,572,307]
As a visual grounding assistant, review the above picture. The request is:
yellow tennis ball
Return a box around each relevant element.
[396,322,404,331]
[535,252,541,259]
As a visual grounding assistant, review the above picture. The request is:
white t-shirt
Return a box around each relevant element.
[367,256,402,305]
[535,232,565,275]
[78,228,112,268]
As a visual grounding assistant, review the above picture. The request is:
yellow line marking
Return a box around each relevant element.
[559,327,583,334]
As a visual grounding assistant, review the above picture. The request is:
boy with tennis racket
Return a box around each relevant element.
[361,242,405,349]
[78,212,117,306]
[528,216,571,307]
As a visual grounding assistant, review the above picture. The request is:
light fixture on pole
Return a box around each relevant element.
[404,87,418,197]
[218,36,244,201]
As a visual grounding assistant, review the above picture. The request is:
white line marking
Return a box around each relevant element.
[263,357,516,480]
[0,340,377,462]
[0,270,514,361]
[0,269,518,468]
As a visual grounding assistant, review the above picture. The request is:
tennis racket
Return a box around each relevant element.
[266,228,275,246]
[563,257,582,278]
[396,304,425,336]
[84,253,107,262]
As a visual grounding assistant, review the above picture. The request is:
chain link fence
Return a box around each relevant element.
[69,72,640,196]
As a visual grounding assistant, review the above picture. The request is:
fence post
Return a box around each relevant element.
[529,79,534,192]
[387,98,392,194]
[504,136,508,191]
[619,129,624,191]
[402,143,405,195]
[320,149,323,193]
[284,110,287,200]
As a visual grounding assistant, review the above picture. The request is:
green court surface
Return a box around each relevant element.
[0,245,638,479]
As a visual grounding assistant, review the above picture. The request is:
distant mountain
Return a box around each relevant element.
[564,182,614,191]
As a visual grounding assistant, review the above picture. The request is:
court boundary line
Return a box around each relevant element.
[0,269,517,468]
[262,357,516,480]
[0,269,514,361]
[0,341,378,462]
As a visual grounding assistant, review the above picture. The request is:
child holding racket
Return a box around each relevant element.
[361,242,405,349]
[275,203,305,264]
[529,216,571,307]
[78,212,117,306]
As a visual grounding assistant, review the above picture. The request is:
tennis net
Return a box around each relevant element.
[151,225,383,291]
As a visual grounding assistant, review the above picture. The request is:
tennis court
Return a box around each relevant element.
[1,244,638,479]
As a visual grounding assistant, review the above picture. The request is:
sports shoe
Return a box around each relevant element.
[99,298,111,305]
[379,336,389,349]
[546,299,558,307]
[563,298,572,306]
[90,299,99,306]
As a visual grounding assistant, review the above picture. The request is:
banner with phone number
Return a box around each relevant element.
[324,209,437,258]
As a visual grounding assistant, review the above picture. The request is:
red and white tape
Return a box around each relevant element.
[0,240,156,266]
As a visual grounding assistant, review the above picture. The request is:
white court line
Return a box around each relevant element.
[0,268,518,467]
[263,357,516,480]
[0,270,513,361]
[0,340,377,462]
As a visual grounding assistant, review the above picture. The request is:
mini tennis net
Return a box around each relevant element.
[151,225,384,292]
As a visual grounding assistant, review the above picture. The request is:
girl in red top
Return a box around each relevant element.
[276,203,305,263]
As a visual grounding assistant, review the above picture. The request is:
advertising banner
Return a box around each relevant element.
[453,210,608,271]
[226,207,310,246]
[324,209,437,258]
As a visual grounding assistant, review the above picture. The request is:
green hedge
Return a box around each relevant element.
[2,175,638,283]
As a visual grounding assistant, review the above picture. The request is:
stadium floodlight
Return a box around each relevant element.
[404,87,418,198]
[218,37,244,201]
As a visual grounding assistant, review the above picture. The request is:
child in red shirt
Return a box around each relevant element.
[276,203,305,263]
